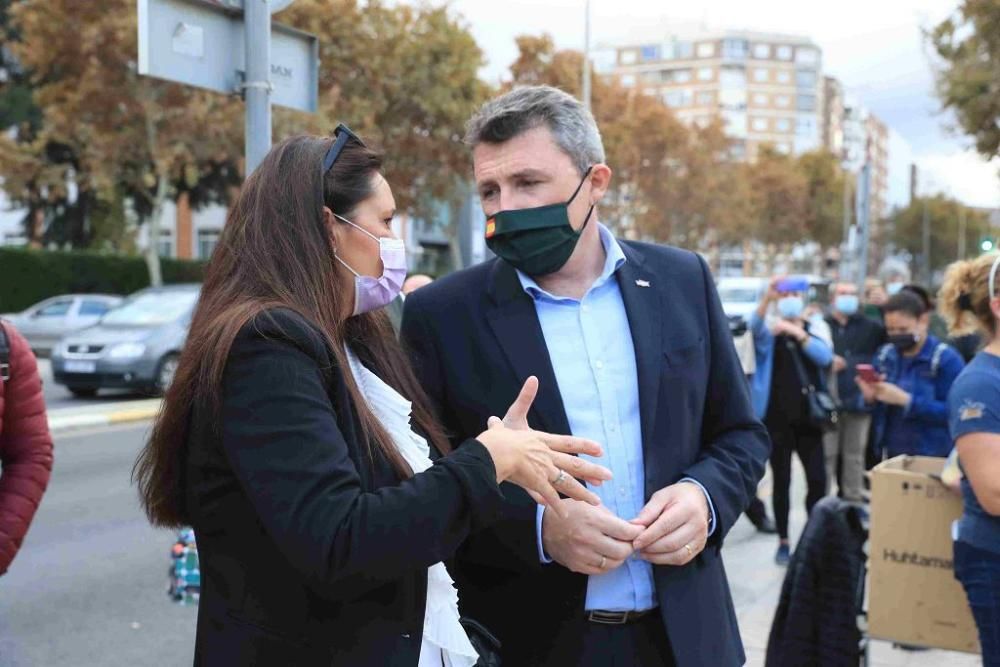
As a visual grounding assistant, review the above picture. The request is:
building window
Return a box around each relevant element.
[663,89,693,108]
[696,42,716,58]
[641,45,661,61]
[722,38,748,60]
[796,69,817,88]
[796,116,817,136]
[158,230,174,258]
[620,74,636,87]
[724,111,748,138]
[719,88,747,109]
[775,94,791,108]
[753,67,769,83]
[752,43,771,59]
[775,118,792,133]
[640,70,661,83]
[775,142,792,154]
[796,48,819,66]
[672,68,692,83]
[620,49,638,65]
[797,94,817,112]
[751,117,769,132]
[697,67,714,81]
[674,41,694,59]
[197,229,221,260]
[776,70,792,84]
[696,91,715,106]
[752,92,768,106]
[776,45,793,61]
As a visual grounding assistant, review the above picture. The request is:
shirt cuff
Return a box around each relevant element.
[535,504,554,564]
[680,477,717,537]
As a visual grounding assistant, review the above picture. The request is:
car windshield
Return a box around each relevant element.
[101,291,198,326]
[719,287,760,303]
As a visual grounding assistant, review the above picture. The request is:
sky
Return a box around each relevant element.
[439,0,1000,210]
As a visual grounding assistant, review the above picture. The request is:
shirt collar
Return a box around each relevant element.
[516,224,626,302]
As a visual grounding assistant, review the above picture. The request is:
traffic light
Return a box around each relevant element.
[980,235,996,253]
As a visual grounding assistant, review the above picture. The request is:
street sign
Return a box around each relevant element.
[137,0,318,113]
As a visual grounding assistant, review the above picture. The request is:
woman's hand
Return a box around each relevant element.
[476,376,611,518]
[873,381,911,407]
[855,376,878,404]
[771,319,807,342]
[477,421,610,517]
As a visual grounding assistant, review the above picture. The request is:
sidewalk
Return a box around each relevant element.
[724,462,980,667]
[47,399,162,433]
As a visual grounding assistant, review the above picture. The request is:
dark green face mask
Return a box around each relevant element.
[485,167,595,276]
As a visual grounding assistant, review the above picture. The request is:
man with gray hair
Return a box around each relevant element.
[402,85,768,666]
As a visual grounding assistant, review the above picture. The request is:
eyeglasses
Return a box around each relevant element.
[321,123,365,174]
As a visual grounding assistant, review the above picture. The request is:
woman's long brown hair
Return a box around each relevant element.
[134,134,451,528]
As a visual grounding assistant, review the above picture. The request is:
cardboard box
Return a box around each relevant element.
[868,455,980,653]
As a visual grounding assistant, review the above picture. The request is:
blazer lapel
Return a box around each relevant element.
[485,260,572,436]
[615,244,663,476]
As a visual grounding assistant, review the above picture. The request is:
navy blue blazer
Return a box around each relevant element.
[402,241,770,666]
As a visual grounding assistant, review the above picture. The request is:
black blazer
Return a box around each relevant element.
[183,308,505,666]
[401,242,771,667]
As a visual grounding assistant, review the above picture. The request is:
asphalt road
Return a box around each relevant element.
[0,423,196,667]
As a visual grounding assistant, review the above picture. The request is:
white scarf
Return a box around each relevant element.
[345,347,479,667]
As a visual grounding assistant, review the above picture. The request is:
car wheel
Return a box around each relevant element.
[155,354,180,394]
[69,387,98,398]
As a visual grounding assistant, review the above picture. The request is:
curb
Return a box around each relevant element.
[48,401,162,434]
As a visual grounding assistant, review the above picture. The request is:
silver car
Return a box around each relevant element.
[50,285,200,398]
[2,294,123,355]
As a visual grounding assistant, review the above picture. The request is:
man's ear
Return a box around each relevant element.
[588,164,613,204]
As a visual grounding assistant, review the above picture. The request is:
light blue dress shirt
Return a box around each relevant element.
[520,224,715,612]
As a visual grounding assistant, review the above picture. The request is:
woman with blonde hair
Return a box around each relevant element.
[939,253,1000,666]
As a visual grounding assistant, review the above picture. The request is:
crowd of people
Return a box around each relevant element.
[742,258,1000,664]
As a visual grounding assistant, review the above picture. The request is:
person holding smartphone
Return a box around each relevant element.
[857,290,964,461]
[749,276,833,565]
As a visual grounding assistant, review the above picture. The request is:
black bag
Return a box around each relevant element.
[784,338,839,432]
[460,618,501,667]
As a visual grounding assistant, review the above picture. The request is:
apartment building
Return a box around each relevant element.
[611,29,824,160]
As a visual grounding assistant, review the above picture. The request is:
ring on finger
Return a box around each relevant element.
[684,543,693,557]
[599,555,607,570]
[551,470,568,486]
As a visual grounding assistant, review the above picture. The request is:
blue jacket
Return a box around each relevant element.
[749,313,834,420]
[870,335,964,459]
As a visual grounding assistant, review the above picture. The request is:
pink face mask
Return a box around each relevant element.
[334,215,407,316]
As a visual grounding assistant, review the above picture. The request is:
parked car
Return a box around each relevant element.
[50,285,200,398]
[1,294,123,356]
[717,277,768,320]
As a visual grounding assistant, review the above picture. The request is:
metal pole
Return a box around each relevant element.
[245,0,272,176]
[857,162,872,287]
[582,0,591,111]
[922,198,931,284]
[958,206,967,260]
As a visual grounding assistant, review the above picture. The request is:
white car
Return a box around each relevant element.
[716,277,768,320]
[3,294,123,356]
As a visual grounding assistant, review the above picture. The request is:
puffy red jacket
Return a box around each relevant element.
[0,321,53,574]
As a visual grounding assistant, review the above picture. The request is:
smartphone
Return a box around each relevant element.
[776,276,809,294]
[856,364,879,383]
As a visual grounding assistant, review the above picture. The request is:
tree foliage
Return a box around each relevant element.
[930,0,1000,160]
[891,195,991,274]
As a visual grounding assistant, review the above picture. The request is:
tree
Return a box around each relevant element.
[891,195,992,276]
[745,147,809,247]
[0,0,243,284]
[277,0,489,217]
[796,150,847,249]
[930,0,1000,161]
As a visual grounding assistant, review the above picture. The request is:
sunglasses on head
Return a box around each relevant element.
[321,123,365,174]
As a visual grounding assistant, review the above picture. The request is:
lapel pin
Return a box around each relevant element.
[635,279,651,288]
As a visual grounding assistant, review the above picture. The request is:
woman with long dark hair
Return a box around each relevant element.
[133,129,610,666]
